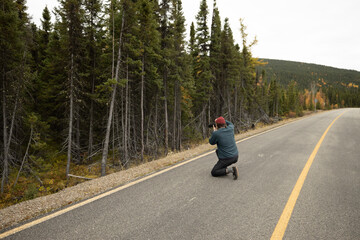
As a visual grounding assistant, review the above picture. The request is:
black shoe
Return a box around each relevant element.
[232,166,239,180]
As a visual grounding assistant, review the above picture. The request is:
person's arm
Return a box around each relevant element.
[209,132,217,145]
[225,120,235,131]
[225,120,233,126]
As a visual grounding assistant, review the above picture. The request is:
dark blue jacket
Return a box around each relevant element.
[209,120,238,159]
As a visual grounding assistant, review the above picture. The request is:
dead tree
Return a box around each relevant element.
[101,11,125,176]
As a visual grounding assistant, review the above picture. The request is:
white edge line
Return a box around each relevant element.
[0,112,320,238]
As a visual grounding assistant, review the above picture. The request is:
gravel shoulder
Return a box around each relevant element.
[0,112,321,231]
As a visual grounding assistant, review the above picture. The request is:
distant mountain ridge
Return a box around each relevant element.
[257,58,360,90]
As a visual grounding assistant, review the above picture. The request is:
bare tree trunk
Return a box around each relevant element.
[112,1,117,166]
[227,87,232,122]
[178,108,181,151]
[140,55,145,162]
[88,0,97,163]
[66,53,75,180]
[215,84,221,117]
[1,70,21,192]
[132,103,137,154]
[3,90,19,190]
[145,106,153,156]
[202,107,207,139]
[177,84,181,151]
[7,92,18,156]
[75,104,81,163]
[124,62,129,166]
[173,79,181,151]
[163,68,169,156]
[1,81,8,194]
[154,93,158,158]
[111,2,115,80]
[88,79,94,162]
[27,165,43,185]
[112,106,116,165]
[128,91,132,157]
[172,82,176,151]
[119,86,124,166]
[14,126,33,187]
[240,95,243,130]
[208,99,210,124]
[234,85,238,125]
[101,12,125,176]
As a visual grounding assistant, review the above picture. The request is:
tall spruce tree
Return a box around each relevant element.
[159,0,171,156]
[269,78,279,117]
[83,0,104,163]
[219,18,237,121]
[189,22,196,57]
[239,18,258,121]
[39,6,51,66]
[29,7,52,133]
[0,0,24,194]
[194,0,212,138]
[188,21,197,83]
[120,0,141,166]
[56,0,86,179]
[137,0,161,161]
[209,0,222,117]
[100,0,126,176]
[170,0,190,150]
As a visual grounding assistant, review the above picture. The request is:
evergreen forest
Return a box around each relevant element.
[1,0,359,207]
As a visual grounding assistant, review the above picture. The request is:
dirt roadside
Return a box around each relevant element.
[0,111,323,231]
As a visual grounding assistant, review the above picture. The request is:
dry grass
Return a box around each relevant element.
[0,111,322,230]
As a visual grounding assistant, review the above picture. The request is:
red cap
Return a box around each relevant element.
[215,116,225,125]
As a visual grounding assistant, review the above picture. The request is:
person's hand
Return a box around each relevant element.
[213,125,217,131]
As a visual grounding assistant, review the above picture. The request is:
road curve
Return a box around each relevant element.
[1,108,359,239]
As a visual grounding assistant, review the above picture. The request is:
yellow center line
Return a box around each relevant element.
[271,111,346,240]
[0,111,333,239]
[1,116,297,238]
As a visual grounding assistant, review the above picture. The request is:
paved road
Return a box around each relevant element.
[2,109,360,239]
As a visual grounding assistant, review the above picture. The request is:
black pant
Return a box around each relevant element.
[211,154,238,177]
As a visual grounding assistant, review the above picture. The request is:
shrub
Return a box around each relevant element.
[24,184,39,200]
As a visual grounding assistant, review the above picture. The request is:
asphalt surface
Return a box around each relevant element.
[2,109,360,240]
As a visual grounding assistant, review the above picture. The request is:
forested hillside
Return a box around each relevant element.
[257,58,360,89]
[1,0,359,208]
[256,58,360,112]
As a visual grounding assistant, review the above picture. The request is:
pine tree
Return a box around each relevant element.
[83,0,104,163]
[0,0,24,194]
[29,7,52,130]
[170,0,190,151]
[100,0,129,176]
[39,6,52,65]
[239,18,258,120]
[194,0,212,138]
[219,18,237,120]
[56,0,86,178]
[287,80,297,112]
[269,78,280,117]
[209,0,222,117]
[188,21,197,82]
[120,0,141,166]
[189,22,196,57]
[137,0,161,161]
[159,0,171,156]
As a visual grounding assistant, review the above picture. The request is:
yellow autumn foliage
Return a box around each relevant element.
[348,83,359,88]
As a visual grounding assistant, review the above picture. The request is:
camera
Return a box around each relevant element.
[208,123,216,128]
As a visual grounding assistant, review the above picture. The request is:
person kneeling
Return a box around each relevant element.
[209,116,239,180]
